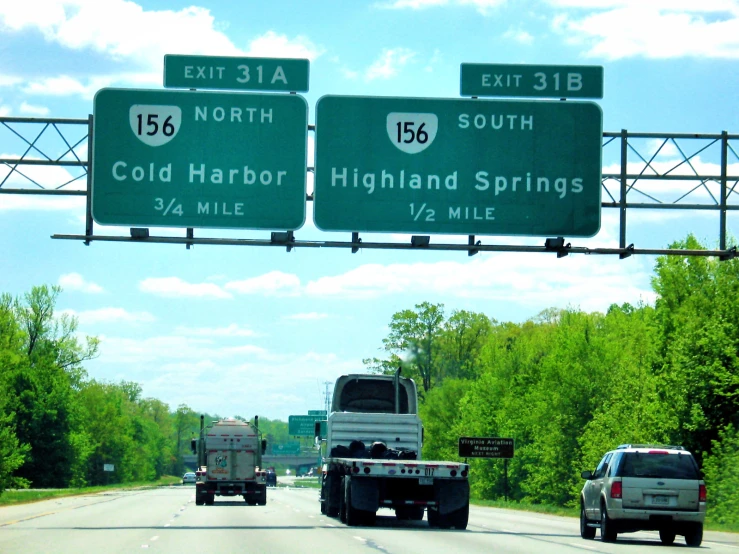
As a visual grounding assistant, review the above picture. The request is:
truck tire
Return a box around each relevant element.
[205,493,215,506]
[427,507,447,529]
[339,477,347,523]
[344,477,362,527]
[257,486,267,506]
[195,488,205,506]
[409,506,425,521]
[325,474,340,517]
[448,503,469,530]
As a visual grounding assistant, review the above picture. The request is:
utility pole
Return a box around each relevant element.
[323,381,332,414]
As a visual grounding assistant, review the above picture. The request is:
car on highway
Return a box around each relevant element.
[580,444,706,547]
[265,469,277,487]
[182,472,197,485]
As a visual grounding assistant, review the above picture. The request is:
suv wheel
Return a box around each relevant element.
[600,503,617,542]
[580,503,596,540]
[685,523,703,547]
[659,529,676,545]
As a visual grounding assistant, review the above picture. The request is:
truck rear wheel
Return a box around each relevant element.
[448,504,469,530]
[205,493,215,505]
[343,477,375,527]
[257,486,267,506]
[325,474,340,517]
[195,488,205,506]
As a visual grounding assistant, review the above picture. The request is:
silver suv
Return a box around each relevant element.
[580,444,706,547]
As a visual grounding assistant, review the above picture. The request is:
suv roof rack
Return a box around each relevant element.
[616,444,685,451]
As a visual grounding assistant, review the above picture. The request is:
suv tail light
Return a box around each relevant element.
[610,481,622,499]
[699,484,706,502]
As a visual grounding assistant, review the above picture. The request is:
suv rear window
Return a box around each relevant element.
[619,452,699,479]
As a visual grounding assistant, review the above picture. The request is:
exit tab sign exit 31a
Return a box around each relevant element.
[164,55,309,92]
[461,63,603,99]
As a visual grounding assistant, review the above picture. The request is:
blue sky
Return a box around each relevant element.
[1,0,738,421]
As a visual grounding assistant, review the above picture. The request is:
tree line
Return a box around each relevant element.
[364,235,738,525]
[0,285,243,494]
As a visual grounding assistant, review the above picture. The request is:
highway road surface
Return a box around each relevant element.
[1,485,737,554]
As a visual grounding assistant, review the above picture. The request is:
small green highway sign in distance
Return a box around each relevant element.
[272,442,301,456]
[288,415,325,436]
[164,55,310,92]
[92,88,308,230]
[461,63,604,99]
[314,95,602,237]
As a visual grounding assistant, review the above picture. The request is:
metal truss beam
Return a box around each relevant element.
[1,116,737,258]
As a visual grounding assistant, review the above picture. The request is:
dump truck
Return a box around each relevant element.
[316,371,470,528]
[191,416,268,506]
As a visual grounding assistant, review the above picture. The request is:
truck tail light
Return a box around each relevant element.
[461,470,468,478]
[364,467,371,474]
[610,481,622,499]
[699,484,706,502]
[353,466,360,474]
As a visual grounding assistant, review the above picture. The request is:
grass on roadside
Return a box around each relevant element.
[0,475,181,507]
[279,477,321,489]
[471,498,738,534]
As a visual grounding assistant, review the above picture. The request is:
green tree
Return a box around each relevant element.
[652,235,739,458]
[364,302,445,393]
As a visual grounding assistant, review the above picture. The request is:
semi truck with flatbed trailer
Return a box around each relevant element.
[191,416,268,506]
[316,371,470,528]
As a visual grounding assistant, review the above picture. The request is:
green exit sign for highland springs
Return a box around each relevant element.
[313,95,602,237]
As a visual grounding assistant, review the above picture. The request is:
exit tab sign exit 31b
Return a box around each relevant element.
[461,63,603,99]
[164,55,309,92]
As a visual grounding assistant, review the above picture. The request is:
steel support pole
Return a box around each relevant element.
[619,129,628,250]
[720,131,728,251]
[84,115,94,245]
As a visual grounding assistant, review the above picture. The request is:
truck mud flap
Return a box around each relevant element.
[350,478,379,512]
[435,480,469,515]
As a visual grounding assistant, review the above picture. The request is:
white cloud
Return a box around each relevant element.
[174,324,257,338]
[377,0,507,14]
[95,334,270,365]
[303,255,656,313]
[63,307,156,324]
[19,102,50,116]
[224,271,302,296]
[503,27,535,44]
[139,277,233,299]
[0,103,10,116]
[245,30,325,60]
[424,49,443,72]
[549,1,739,59]
[0,76,23,87]
[58,272,104,293]
[365,48,417,81]
[283,312,330,321]
[0,1,322,97]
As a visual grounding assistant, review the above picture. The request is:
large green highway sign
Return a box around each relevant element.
[92,88,307,230]
[460,64,604,99]
[314,95,602,237]
[288,415,325,437]
[164,55,309,92]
